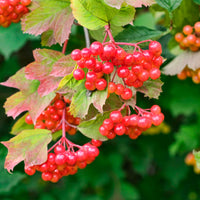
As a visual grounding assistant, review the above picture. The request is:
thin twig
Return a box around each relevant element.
[83,27,90,48]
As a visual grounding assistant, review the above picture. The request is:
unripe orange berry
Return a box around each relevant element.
[175,33,184,42]
[192,74,200,84]
[183,25,193,35]
[194,21,200,33]
[177,70,187,80]
[186,34,196,45]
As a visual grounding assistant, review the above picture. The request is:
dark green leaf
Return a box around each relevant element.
[155,0,183,12]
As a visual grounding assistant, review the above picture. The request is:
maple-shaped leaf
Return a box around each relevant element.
[1,129,52,173]
[1,67,56,122]
[137,78,163,99]
[163,50,200,75]
[104,0,155,9]
[21,0,74,46]
[25,49,75,96]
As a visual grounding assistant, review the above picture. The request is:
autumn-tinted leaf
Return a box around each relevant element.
[1,129,52,172]
[163,50,200,75]
[104,0,155,9]
[137,78,163,99]
[25,49,74,96]
[21,0,74,46]
[4,91,56,123]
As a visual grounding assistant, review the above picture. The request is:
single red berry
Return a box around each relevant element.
[103,44,116,60]
[132,51,144,64]
[132,65,143,75]
[90,41,103,55]
[137,117,148,129]
[149,41,162,56]
[54,145,65,154]
[25,114,33,124]
[115,48,126,60]
[138,70,149,82]
[149,68,161,80]
[152,56,163,67]
[8,0,20,6]
[54,99,65,109]
[71,49,82,61]
[102,62,114,74]
[81,48,91,59]
[124,54,134,66]
[76,148,87,162]
[47,153,56,164]
[151,105,161,114]
[85,81,96,91]
[107,130,116,139]
[55,153,67,165]
[25,166,35,176]
[42,172,53,181]
[103,118,114,130]
[110,111,123,123]
[91,139,102,147]
[65,152,77,166]
[115,84,124,95]
[86,71,97,82]
[95,78,107,90]
[121,88,132,100]
[99,125,109,136]
[94,61,103,73]
[108,82,116,93]
[114,123,126,135]
[117,66,129,78]
[142,50,153,62]
[122,116,130,126]
[73,68,85,80]
[20,0,32,6]
[129,114,138,126]
[84,57,96,69]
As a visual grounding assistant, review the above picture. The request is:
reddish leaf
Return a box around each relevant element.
[104,0,155,9]
[25,49,74,96]
[1,129,52,172]
[21,0,74,46]
[4,91,56,123]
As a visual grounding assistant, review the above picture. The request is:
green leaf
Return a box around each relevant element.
[172,0,199,32]
[193,0,200,5]
[11,113,34,135]
[1,129,52,172]
[22,0,74,46]
[155,0,183,12]
[115,25,164,43]
[104,0,155,9]
[0,145,25,194]
[137,78,163,99]
[78,112,110,140]
[71,0,135,30]
[169,124,200,156]
[0,23,29,59]
[120,182,140,200]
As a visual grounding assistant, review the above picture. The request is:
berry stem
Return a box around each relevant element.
[62,108,66,138]
[62,40,68,54]
[104,25,115,43]
[136,40,152,45]
[118,103,126,112]
[103,31,108,43]
[48,139,61,153]
[65,120,78,129]
[83,27,90,48]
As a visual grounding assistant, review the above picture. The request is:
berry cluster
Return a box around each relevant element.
[177,66,200,84]
[0,0,31,27]
[25,139,101,182]
[25,97,80,135]
[185,153,200,174]
[99,105,164,140]
[175,22,200,51]
[71,40,163,100]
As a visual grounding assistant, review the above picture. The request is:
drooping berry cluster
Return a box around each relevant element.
[25,139,101,182]
[0,0,31,27]
[175,22,200,51]
[177,66,200,84]
[99,105,164,140]
[71,40,163,100]
[25,97,80,135]
[185,153,200,174]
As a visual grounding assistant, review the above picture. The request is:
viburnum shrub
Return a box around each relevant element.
[0,0,166,182]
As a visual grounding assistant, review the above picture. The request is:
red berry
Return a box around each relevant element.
[86,71,97,82]
[121,88,132,100]
[95,78,107,90]
[55,153,67,165]
[73,68,85,80]
[149,68,161,80]
[117,66,129,78]
[129,114,138,126]
[91,139,102,147]
[132,65,143,75]
[85,81,96,91]
[115,84,124,95]
[183,25,193,35]
[115,48,126,60]
[103,44,116,60]
[99,125,109,136]
[65,152,77,166]
[138,70,149,82]
[108,82,116,93]
[124,54,134,66]
[151,105,161,114]
[102,62,114,74]
[110,111,123,123]
[25,166,35,176]
[76,149,87,162]
[84,57,96,69]
[54,145,65,154]
[20,0,32,6]
[81,48,91,59]
[71,49,82,61]
[94,61,103,73]
[149,41,162,56]
[132,51,144,64]
[90,41,103,55]
[25,114,33,124]
[42,172,53,181]
[54,99,65,109]
[103,118,114,130]
[114,123,126,135]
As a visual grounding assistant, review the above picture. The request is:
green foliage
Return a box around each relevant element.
[155,0,183,13]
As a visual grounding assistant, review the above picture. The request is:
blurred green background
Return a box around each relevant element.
[1,4,200,200]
